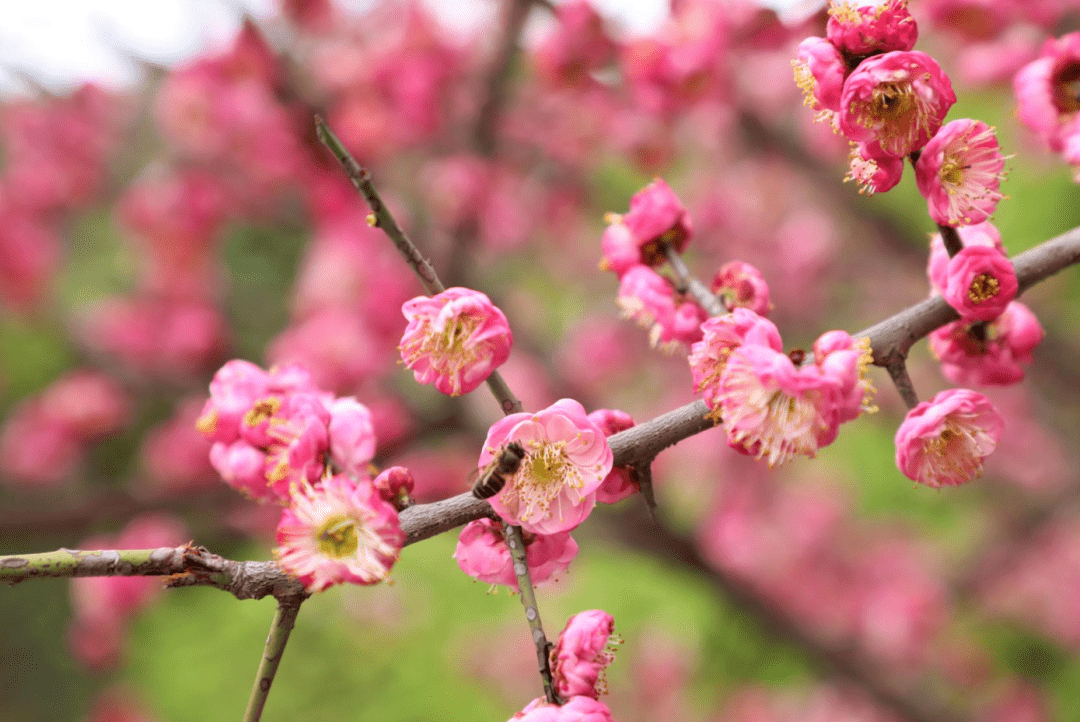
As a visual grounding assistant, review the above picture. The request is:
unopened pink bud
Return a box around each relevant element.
[711,261,771,316]
[588,409,638,504]
[943,246,1017,322]
[373,466,415,510]
[550,609,619,699]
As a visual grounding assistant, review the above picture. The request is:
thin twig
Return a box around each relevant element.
[314,116,445,297]
[504,523,561,704]
[243,595,306,722]
[937,224,964,257]
[662,243,726,317]
[884,358,920,409]
[315,116,523,415]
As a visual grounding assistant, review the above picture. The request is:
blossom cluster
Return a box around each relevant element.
[197,359,406,593]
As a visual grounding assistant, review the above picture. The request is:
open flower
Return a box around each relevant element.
[792,36,847,117]
[915,119,1007,226]
[927,221,1004,293]
[894,389,1003,487]
[482,399,613,534]
[275,474,404,592]
[943,245,1017,322]
[399,287,513,397]
[846,140,904,195]
[688,308,783,424]
[617,265,706,351]
[716,343,841,466]
[839,50,956,157]
[600,178,691,275]
[550,610,620,699]
[453,518,578,589]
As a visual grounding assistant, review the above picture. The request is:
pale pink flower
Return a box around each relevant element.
[894,388,1003,487]
[839,51,956,157]
[688,308,784,423]
[399,287,513,397]
[482,399,613,535]
[617,265,706,351]
[943,245,1017,322]
[373,466,415,510]
[711,261,771,315]
[717,343,841,466]
[915,119,1007,226]
[275,474,404,592]
[846,140,904,194]
[827,0,918,57]
[929,301,1043,385]
[587,409,637,504]
[550,610,619,699]
[792,36,847,116]
[927,221,1005,293]
[601,178,692,275]
[453,518,579,589]
[511,696,615,722]
[326,397,376,478]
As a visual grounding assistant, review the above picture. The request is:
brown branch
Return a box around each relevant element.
[884,358,920,409]
[662,242,726,317]
[472,0,536,156]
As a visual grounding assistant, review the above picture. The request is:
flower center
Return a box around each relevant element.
[870,82,915,123]
[317,516,359,558]
[968,273,1000,303]
[505,439,586,522]
[1053,61,1080,114]
[244,396,281,427]
[939,158,965,186]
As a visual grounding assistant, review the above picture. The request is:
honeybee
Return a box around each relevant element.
[471,441,526,499]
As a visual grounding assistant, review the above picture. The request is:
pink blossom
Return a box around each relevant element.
[326,397,377,478]
[399,288,513,397]
[927,221,1005,293]
[511,696,615,722]
[621,178,693,257]
[688,308,784,423]
[943,245,1017,322]
[894,388,1003,487]
[929,302,1043,385]
[0,195,61,311]
[717,343,841,466]
[268,309,388,393]
[38,370,130,440]
[711,261,771,315]
[793,37,847,116]
[617,265,706,351]
[811,330,877,424]
[915,119,1007,226]
[275,474,404,592]
[140,396,217,494]
[532,1,617,88]
[846,140,904,194]
[453,518,579,589]
[481,399,613,535]
[0,400,83,487]
[209,439,272,501]
[827,0,918,57]
[839,51,956,157]
[587,409,638,504]
[1014,33,1080,152]
[550,609,619,699]
[373,466,415,510]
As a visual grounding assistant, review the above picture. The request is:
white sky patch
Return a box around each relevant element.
[0,0,674,97]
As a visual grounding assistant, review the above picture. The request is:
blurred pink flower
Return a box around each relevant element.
[453,518,578,589]
[826,0,918,56]
[711,261,771,315]
[511,696,615,722]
